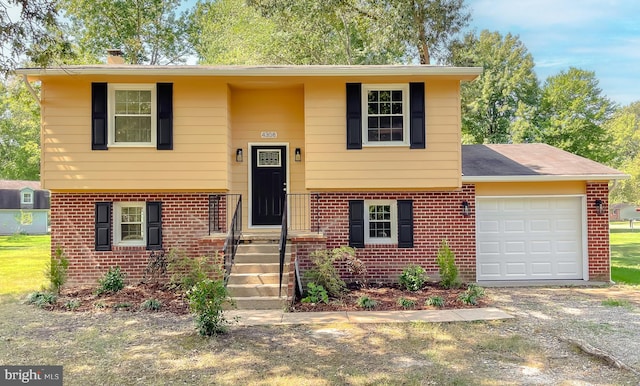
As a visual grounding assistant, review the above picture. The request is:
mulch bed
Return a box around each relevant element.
[290,282,488,312]
[41,281,487,314]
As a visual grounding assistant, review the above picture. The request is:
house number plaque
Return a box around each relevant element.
[261,131,278,139]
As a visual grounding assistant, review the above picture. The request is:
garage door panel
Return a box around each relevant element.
[477,197,584,281]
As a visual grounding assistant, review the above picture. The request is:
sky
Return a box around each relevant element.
[466,0,640,106]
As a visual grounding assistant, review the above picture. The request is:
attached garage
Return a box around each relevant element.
[476,196,586,281]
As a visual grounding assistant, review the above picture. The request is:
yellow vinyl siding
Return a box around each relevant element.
[305,79,462,190]
[475,181,586,196]
[40,76,230,191]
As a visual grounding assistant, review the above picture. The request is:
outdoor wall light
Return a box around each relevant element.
[235,148,243,163]
[294,148,302,162]
[461,201,470,217]
[595,199,604,215]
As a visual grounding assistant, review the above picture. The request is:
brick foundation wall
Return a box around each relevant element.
[51,193,218,286]
[293,185,477,285]
[587,182,611,281]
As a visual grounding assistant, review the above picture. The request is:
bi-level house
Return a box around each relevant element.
[18,57,626,307]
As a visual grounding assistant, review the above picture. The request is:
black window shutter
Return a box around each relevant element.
[91,83,108,150]
[349,200,365,248]
[157,83,173,150]
[409,82,426,149]
[346,83,362,149]
[95,202,112,251]
[397,200,414,248]
[146,202,162,250]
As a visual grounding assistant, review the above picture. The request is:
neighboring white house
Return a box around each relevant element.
[0,180,50,235]
[610,203,640,221]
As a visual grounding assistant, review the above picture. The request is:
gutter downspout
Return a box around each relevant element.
[21,75,41,106]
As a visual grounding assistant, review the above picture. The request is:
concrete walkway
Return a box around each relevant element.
[227,307,513,326]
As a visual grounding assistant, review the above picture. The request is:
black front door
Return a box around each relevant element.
[251,146,287,226]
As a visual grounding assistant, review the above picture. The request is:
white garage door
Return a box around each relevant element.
[476,196,585,281]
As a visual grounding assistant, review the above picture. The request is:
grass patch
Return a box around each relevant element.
[601,298,632,309]
[0,234,50,295]
[609,223,640,285]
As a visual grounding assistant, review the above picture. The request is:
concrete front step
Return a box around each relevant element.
[227,272,287,285]
[233,253,281,264]
[233,296,288,310]
[232,262,288,274]
[228,284,284,297]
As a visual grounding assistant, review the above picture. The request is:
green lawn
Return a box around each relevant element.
[610,221,640,285]
[0,234,50,295]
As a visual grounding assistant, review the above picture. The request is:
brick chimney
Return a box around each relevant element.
[106,49,125,64]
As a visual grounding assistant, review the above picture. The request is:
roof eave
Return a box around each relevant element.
[462,174,630,183]
[15,65,483,80]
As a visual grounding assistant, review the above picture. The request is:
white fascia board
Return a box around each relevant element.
[462,174,630,183]
[15,65,483,79]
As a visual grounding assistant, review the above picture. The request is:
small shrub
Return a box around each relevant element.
[301,282,329,304]
[26,291,57,308]
[144,250,168,284]
[167,250,215,291]
[65,299,80,311]
[45,246,70,294]
[458,284,486,305]
[397,297,416,309]
[341,247,368,288]
[356,296,377,310]
[399,264,427,292]
[425,296,445,308]
[96,266,125,295]
[141,298,163,311]
[303,247,348,297]
[187,275,235,336]
[113,302,132,310]
[436,239,460,289]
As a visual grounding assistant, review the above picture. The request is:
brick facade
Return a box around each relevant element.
[292,185,477,284]
[50,192,219,285]
[586,182,611,281]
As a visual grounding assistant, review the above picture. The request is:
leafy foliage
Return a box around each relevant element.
[45,246,69,294]
[449,30,539,144]
[356,295,377,310]
[425,295,445,308]
[26,291,57,308]
[303,247,352,297]
[301,282,329,304]
[140,298,163,311]
[167,250,218,291]
[398,264,428,292]
[96,266,125,295]
[436,240,460,289]
[606,101,640,204]
[396,297,416,309]
[458,284,485,305]
[187,277,235,336]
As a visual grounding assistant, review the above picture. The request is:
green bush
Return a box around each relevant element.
[356,296,377,310]
[458,284,486,305]
[45,246,70,294]
[397,297,416,309]
[140,298,163,311]
[303,247,350,297]
[425,296,445,308]
[167,250,216,291]
[65,299,80,311]
[398,264,427,291]
[96,266,125,295]
[301,282,329,304]
[437,240,460,289]
[187,278,235,336]
[26,291,57,308]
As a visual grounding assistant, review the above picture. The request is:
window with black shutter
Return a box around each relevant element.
[95,202,112,251]
[146,202,162,250]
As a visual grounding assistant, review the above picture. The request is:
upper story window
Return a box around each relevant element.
[21,189,33,205]
[363,84,409,146]
[108,84,157,147]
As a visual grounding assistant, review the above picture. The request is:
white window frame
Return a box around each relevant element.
[108,84,157,147]
[362,84,410,147]
[364,200,397,245]
[20,189,34,205]
[114,202,146,246]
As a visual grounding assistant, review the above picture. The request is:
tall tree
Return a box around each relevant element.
[0,78,40,180]
[60,0,192,64]
[535,67,615,163]
[379,0,471,64]
[0,0,70,73]
[449,30,539,143]
[606,101,640,204]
